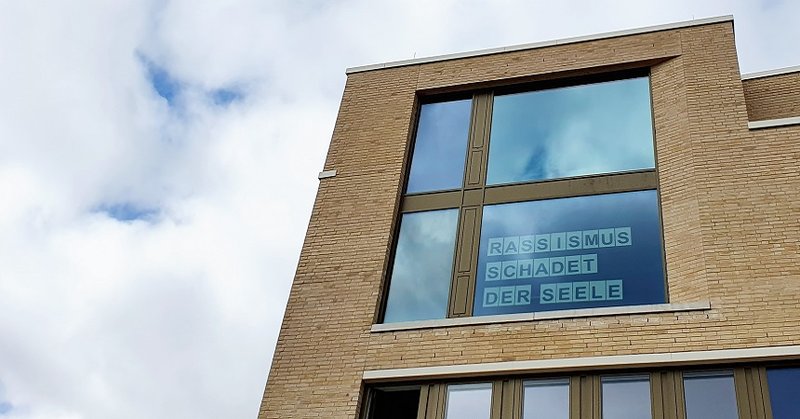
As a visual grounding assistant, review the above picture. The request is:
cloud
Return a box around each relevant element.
[0,0,798,418]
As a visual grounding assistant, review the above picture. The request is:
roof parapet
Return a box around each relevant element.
[346,15,734,74]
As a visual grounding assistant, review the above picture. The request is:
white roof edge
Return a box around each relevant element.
[741,64,800,80]
[748,116,800,130]
[346,15,734,74]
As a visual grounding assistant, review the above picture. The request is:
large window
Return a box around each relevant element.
[364,366,784,419]
[381,71,665,323]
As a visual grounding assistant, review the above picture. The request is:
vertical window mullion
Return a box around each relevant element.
[490,381,504,419]
[653,371,686,419]
[569,376,582,419]
[758,368,773,419]
[448,206,482,317]
[419,384,447,419]
[492,379,522,419]
[573,375,600,419]
[448,92,492,317]
[464,92,492,189]
[733,367,770,419]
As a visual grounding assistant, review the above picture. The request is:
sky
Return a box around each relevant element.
[0,1,798,418]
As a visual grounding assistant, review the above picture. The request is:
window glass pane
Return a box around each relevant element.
[383,209,459,323]
[487,77,655,185]
[602,376,651,419]
[767,367,800,419]
[684,372,738,419]
[445,383,492,419]
[370,388,421,419]
[522,379,569,419]
[406,99,472,193]
[473,190,665,316]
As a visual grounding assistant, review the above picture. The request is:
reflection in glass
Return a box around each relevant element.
[445,383,492,419]
[383,209,459,323]
[522,379,569,419]
[684,372,738,419]
[487,77,654,185]
[473,190,665,316]
[406,99,472,193]
[602,376,652,419]
[767,367,800,419]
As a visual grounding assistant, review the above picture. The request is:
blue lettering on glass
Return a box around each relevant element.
[583,230,599,249]
[503,237,520,255]
[502,261,518,280]
[488,238,504,256]
[473,190,666,316]
[520,235,535,253]
[483,285,532,307]
[487,228,633,256]
[573,281,589,301]
[540,280,624,304]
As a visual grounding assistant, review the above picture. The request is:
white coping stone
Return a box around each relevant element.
[370,301,711,333]
[363,344,800,382]
[741,64,800,80]
[345,16,733,74]
[318,169,337,180]
[748,116,800,130]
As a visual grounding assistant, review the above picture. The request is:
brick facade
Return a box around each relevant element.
[258,18,800,418]
[743,72,800,121]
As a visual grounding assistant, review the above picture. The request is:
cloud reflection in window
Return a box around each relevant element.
[383,209,459,323]
[406,99,471,194]
[487,77,655,185]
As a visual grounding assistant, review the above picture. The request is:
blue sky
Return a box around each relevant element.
[0,1,798,418]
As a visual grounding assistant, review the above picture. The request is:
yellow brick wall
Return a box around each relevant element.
[258,21,800,418]
[743,72,800,121]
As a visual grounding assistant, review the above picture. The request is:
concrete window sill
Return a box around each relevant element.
[371,301,711,333]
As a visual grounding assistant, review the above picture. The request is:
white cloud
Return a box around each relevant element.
[0,0,797,418]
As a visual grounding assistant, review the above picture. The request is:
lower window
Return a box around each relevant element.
[363,365,797,419]
[381,189,667,323]
[475,190,666,316]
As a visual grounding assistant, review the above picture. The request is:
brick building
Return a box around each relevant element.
[258,16,800,419]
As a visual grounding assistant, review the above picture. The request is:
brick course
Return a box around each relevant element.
[259,20,800,418]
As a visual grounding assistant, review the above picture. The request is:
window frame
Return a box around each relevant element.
[362,364,792,419]
[378,68,668,324]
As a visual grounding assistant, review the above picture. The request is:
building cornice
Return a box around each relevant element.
[741,64,800,80]
[748,116,800,130]
[346,15,733,74]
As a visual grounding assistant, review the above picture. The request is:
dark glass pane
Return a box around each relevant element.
[406,99,472,193]
[370,388,420,419]
[383,209,459,323]
[522,379,569,419]
[487,77,654,185]
[684,373,738,419]
[767,367,800,419]
[445,384,492,419]
[602,376,652,419]
[473,190,665,316]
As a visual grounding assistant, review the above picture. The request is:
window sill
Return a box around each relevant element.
[371,301,711,333]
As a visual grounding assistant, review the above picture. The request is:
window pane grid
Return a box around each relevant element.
[370,367,779,419]
[385,74,663,323]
